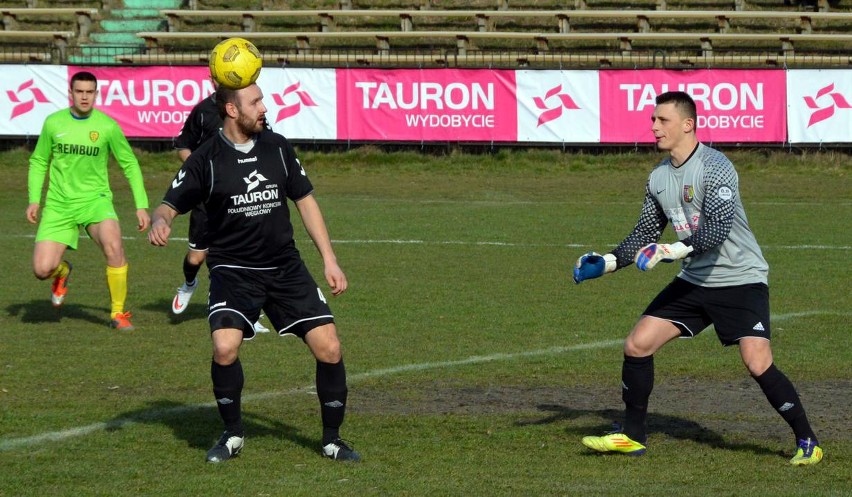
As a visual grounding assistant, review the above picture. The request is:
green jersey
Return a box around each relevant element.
[28,108,148,209]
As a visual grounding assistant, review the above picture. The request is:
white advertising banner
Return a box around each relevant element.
[787,70,852,144]
[0,65,68,137]
[258,67,337,140]
[515,70,600,143]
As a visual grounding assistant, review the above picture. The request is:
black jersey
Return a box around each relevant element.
[162,130,314,268]
[174,94,220,152]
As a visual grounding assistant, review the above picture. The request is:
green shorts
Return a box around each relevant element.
[35,196,119,250]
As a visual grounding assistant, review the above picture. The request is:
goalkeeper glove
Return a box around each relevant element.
[634,241,693,271]
[573,252,617,284]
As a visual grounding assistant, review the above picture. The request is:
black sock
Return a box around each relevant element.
[211,359,244,435]
[316,359,348,445]
[622,354,654,443]
[753,363,817,444]
[183,255,201,285]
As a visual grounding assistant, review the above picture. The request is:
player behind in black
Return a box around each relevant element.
[148,82,359,463]
[171,85,269,333]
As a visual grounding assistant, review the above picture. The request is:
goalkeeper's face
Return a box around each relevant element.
[651,102,695,152]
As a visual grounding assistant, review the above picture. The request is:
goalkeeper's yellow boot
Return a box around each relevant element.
[582,427,647,456]
[790,438,823,466]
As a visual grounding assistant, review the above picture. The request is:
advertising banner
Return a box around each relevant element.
[599,69,786,144]
[258,67,337,140]
[786,70,851,144]
[3,65,850,145]
[72,65,214,138]
[515,70,600,143]
[0,65,68,137]
[337,68,518,141]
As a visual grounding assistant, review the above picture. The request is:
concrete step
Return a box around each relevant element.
[111,9,163,19]
[90,32,145,45]
[68,54,125,65]
[123,0,182,9]
[78,45,144,56]
[101,19,164,32]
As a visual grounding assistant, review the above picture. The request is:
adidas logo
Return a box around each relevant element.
[753,322,765,331]
[779,402,795,412]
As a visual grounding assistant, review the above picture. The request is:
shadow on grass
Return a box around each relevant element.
[6,300,107,327]
[139,297,207,324]
[518,405,780,457]
[106,400,317,454]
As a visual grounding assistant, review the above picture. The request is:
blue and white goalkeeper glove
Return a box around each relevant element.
[634,241,693,271]
[573,252,617,284]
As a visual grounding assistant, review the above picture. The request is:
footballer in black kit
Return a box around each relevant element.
[170,92,271,333]
[150,83,358,464]
[166,130,309,274]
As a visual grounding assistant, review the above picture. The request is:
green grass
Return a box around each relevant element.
[0,147,849,496]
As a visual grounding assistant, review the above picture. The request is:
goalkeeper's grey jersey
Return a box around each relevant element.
[612,143,768,287]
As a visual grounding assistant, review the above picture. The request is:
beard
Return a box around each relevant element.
[236,112,263,136]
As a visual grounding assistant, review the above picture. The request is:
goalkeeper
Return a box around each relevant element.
[572,91,821,466]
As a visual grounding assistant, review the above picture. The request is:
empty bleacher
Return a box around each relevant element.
[0,0,849,67]
[125,0,852,68]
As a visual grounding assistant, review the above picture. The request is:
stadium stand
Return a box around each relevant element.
[126,1,851,68]
[1,8,98,40]
[0,30,74,62]
[0,0,847,67]
[159,8,852,35]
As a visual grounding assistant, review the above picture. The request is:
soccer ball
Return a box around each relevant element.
[209,37,262,90]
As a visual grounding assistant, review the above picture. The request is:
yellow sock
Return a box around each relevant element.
[50,261,70,279]
[106,264,128,316]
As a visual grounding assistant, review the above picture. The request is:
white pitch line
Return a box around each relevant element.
[5,234,850,250]
[2,308,848,453]
[0,339,622,452]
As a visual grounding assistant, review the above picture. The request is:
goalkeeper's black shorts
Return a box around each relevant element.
[643,277,770,346]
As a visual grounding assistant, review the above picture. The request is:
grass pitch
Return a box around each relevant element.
[0,147,849,496]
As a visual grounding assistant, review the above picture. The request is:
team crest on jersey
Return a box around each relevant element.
[89,131,99,143]
[683,185,695,203]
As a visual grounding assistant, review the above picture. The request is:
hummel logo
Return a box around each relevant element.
[324,400,344,408]
[779,402,795,412]
[753,322,765,331]
[217,397,234,405]
[172,169,186,189]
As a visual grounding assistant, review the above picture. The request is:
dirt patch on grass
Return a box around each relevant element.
[352,378,850,444]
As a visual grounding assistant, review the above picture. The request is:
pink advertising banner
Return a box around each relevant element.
[336,68,519,141]
[70,66,215,138]
[599,69,786,143]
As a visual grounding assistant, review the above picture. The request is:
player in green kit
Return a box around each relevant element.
[26,71,150,330]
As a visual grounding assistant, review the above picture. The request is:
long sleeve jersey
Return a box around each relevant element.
[28,108,148,209]
[611,143,768,287]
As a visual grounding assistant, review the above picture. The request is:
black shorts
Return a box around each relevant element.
[207,260,334,340]
[643,277,770,346]
[187,207,209,252]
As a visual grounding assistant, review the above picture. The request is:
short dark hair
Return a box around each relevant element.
[656,91,697,122]
[214,86,239,120]
[70,71,97,89]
